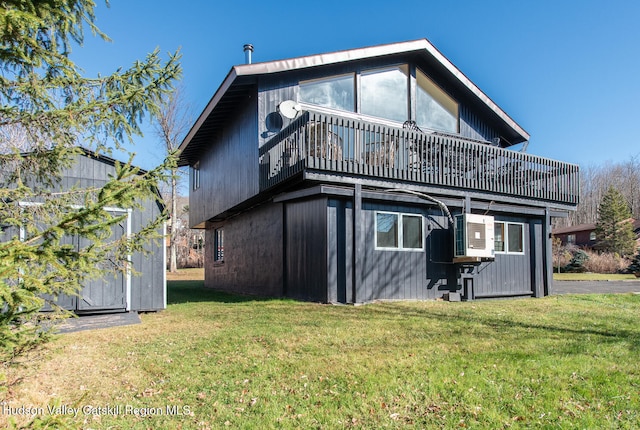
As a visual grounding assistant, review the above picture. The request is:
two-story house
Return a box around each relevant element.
[178,39,579,303]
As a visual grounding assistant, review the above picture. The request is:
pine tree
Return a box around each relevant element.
[594,186,636,257]
[629,252,640,276]
[0,1,181,363]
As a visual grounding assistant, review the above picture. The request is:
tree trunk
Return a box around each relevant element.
[169,168,178,272]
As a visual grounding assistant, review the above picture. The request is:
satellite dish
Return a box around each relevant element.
[278,100,302,119]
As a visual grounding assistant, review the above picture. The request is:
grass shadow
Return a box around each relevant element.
[368,299,640,352]
[167,280,278,305]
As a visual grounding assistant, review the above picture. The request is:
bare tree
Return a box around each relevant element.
[154,86,192,272]
[562,154,640,229]
[0,124,40,153]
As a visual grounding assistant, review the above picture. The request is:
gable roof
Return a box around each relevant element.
[552,223,596,235]
[553,220,640,236]
[178,39,530,166]
[73,147,167,213]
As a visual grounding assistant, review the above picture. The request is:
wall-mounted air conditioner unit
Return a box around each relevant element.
[454,213,495,260]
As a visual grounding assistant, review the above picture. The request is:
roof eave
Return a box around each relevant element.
[177,67,239,164]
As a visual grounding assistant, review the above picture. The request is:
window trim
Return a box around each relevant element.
[494,221,525,255]
[213,227,224,263]
[374,211,424,251]
[415,67,459,134]
[297,63,462,135]
[192,161,200,191]
[299,72,356,114]
[360,64,410,123]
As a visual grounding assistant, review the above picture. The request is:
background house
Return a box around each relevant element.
[178,39,579,303]
[553,219,640,249]
[553,223,598,248]
[165,195,205,269]
[1,149,167,314]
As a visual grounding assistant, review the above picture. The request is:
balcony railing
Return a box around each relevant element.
[259,111,579,206]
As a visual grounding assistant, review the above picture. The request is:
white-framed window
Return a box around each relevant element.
[214,228,224,262]
[375,211,423,251]
[192,161,200,191]
[494,221,524,254]
[589,232,596,241]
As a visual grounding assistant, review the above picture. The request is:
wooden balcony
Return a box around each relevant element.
[259,111,579,206]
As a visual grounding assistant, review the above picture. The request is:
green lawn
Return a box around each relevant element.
[4,279,640,429]
[554,272,638,281]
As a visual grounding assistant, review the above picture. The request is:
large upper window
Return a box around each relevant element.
[299,74,354,112]
[416,69,458,133]
[361,65,409,123]
[494,222,524,254]
[375,211,423,250]
[298,65,459,132]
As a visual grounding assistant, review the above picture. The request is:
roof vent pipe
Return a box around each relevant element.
[243,44,254,64]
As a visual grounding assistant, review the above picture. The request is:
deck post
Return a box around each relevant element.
[543,207,553,296]
[352,183,362,303]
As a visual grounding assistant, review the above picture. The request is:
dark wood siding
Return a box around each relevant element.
[50,153,166,312]
[258,76,297,148]
[285,198,328,302]
[197,186,553,303]
[190,93,259,226]
[554,229,597,248]
[129,199,166,311]
[460,104,500,143]
[328,197,545,303]
[531,220,545,297]
[205,202,284,297]
[357,202,455,303]
[75,217,127,311]
[472,216,535,298]
[327,199,353,303]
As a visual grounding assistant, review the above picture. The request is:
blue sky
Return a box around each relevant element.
[71,0,640,171]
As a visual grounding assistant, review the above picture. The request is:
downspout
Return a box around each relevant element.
[383,188,454,227]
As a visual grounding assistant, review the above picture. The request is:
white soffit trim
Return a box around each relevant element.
[233,39,429,75]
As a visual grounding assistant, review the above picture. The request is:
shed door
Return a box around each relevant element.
[76,220,127,312]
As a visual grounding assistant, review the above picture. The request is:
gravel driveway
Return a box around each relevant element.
[552,280,640,295]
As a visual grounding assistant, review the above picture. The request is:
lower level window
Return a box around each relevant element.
[494,221,524,254]
[214,228,224,262]
[375,212,423,250]
[192,161,200,191]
